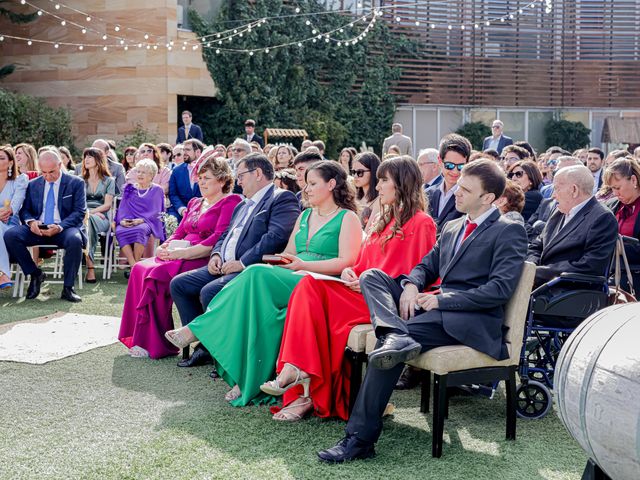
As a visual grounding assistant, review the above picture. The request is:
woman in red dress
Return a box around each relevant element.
[261,155,437,421]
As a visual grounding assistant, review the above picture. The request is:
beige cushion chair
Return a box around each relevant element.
[344,324,374,414]
[363,261,536,458]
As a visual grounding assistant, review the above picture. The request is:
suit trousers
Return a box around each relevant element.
[5,225,83,288]
[346,268,459,444]
[169,265,239,326]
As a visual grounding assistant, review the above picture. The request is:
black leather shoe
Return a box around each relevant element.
[395,366,421,390]
[318,435,375,464]
[61,286,82,303]
[209,368,219,379]
[26,269,46,300]
[177,344,213,368]
[368,333,421,370]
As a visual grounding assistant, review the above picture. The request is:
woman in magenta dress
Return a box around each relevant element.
[119,157,241,358]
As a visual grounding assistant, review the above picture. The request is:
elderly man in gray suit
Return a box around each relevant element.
[318,159,528,463]
[382,123,413,156]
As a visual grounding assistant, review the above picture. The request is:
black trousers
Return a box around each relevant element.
[346,269,460,444]
[5,225,83,288]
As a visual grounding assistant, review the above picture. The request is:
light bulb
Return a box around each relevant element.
[54,43,59,48]
[61,20,66,26]
[27,40,32,45]
[115,26,120,32]
[79,45,84,50]
[86,16,91,22]
[102,34,107,40]
[144,34,149,40]
[103,46,108,51]
[124,45,128,50]
[81,28,87,34]
[55,4,60,9]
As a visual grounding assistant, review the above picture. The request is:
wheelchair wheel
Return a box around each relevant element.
[516,380,552,419]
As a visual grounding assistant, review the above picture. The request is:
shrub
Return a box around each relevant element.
[544,119,591,151]
[118,122,159,158]
[456,122,492,151]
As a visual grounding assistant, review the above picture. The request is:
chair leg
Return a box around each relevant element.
[432,373,448,458]
[420,370,431,413]
[348,350,365,416]
[506,365,517,440]
[182,346,190,360]
[581,459,612,480]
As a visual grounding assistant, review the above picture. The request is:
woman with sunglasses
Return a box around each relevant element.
[352,152,381,231]
[507,160,543,221]
[172,144,184,167]
[126,143,172,194]
[261,156,437,421]
[122,146,137,172]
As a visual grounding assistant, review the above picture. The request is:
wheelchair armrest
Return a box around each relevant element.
[559,273,606,284]
[621,235,639,246]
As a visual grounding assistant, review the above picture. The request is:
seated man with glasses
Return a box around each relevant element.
[169,153,300,368]
[424,134,472,234]
[168,139,204,221]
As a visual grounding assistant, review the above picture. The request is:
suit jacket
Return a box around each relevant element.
[382,133,412,156]
[482,135,513,154]
[525,197,556,241]
[402,210,528,359]
[246,133,264,148]
[212,184,300,266]
[168,163,201,220]
[425,185,463,234]
[176,123,204,144]
[424,174,443,190]
[20,173,88,244]
[527,197,618,285]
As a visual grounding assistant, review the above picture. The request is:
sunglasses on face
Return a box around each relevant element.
[507,170,525,179]
[443,162,465,172]
[139,149,153,154]
[350,169,370,177]
[174,153,182,157]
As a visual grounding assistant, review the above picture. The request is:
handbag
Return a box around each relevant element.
[609,236,637,304]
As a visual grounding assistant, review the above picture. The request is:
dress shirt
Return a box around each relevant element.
[437,183,458,216]
[564,197,592,225]
[488,136,501,151]
[38,175,63,224]
[222,182,272,262]
[592,169,602,194]
[454,206,497,253]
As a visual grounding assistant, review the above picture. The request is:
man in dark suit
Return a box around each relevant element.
[168,139,204,221]
[586,147,605,194]
[527,165,618,287]
[417,148,443,191]
[6,150,87,302]
[74,139,125,194]
[176,110,204,144]
[244,119,264,148]
[170,153,300,366]
[318,159,528,463]
[425,134,472,234]
[482,120,513,154]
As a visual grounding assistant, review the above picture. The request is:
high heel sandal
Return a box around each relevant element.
[85,266,97,284]
[164,328,196,349]
[272,396,313,422]
[260,363,310,397]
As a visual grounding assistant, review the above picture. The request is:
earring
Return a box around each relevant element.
[7,167,12,177]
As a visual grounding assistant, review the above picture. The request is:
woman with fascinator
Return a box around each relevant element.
[118,152,241,359]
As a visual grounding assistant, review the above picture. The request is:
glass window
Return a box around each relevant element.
[528,111,554,154]
[415,110,438,151]
[439,109,464,139]
[500,111,525,144]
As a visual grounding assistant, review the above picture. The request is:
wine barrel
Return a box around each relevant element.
[555,303,640,480]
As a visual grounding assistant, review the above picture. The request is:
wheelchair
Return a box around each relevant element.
[515,235,638,419]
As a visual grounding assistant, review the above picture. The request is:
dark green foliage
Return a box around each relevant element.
[0,88,75,152]
[544,119,591,151]
[118,122,159,157]
[0,64,16,81]
[188,1,406,158]
[456,122,492,151]
[0,0,38,24]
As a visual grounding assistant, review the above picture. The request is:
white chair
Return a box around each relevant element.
[13,246,83,298]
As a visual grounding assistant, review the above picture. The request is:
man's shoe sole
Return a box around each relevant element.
[317,449,375,464]
[368,344,421,370]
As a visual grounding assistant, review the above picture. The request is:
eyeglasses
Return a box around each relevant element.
[443,162,465,172]
[502,156,519,163]
[236,168,257,181]
[491,125,501,129]
[139,149,153,154]
[233,148,246,153]
[507,170,525,179]
[350,169,370,178]
[173,153,182,157]
[546,159,559,167]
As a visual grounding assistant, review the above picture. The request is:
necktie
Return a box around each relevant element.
[44,182,56,224]
[221,199,254,261]
[461,220,477,243]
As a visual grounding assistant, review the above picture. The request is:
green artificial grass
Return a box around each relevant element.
[0,274,587,479]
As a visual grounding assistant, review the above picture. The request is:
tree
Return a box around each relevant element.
[544,119,591,151]
[188,1,411,158]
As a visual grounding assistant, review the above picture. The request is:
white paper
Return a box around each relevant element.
[292,270,347,283]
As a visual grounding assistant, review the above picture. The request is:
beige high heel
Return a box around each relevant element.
[164,327,197,349]
[260,363,310,397]
[272,396,313,422]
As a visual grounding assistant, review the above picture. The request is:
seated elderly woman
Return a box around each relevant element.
[82,147,115,283]
[0,146,28,288]
[115,158,165,277]
[119,156,242,358]
[495,179,526,225]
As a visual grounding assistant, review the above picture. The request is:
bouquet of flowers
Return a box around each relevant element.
[160,212,179,238]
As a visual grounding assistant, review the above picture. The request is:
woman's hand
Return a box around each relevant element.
[93,211,106,220]
[0,207,11,223]
[278,253,307,271]
[157,248,183,261]
[119,219,132,228]
[341,267,361,292]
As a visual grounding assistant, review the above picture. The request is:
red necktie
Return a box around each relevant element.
[461,220,478,243]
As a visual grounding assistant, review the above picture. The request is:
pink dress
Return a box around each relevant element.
[118,194,242,358]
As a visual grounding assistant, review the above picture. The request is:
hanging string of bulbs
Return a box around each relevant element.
[0,0,554,53]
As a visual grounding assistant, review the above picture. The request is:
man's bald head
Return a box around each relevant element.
[38,150,63,182]
[555,165,595,196]
[92,139,110,153]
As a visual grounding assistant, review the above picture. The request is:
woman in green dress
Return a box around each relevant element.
[82,147,115,283]
[165,161,363,406]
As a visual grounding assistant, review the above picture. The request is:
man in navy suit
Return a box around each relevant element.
[482,120,513,154]
[244,119,264,148]
[318,159,528,463]
[176,110,204,144]
[168,139,204,221]
[170,153,300,366]
[425,134,471,234]
[6,150,87,302]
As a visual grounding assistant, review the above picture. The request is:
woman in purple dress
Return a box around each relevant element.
[119,157,241,358]
[115,159,166,276]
